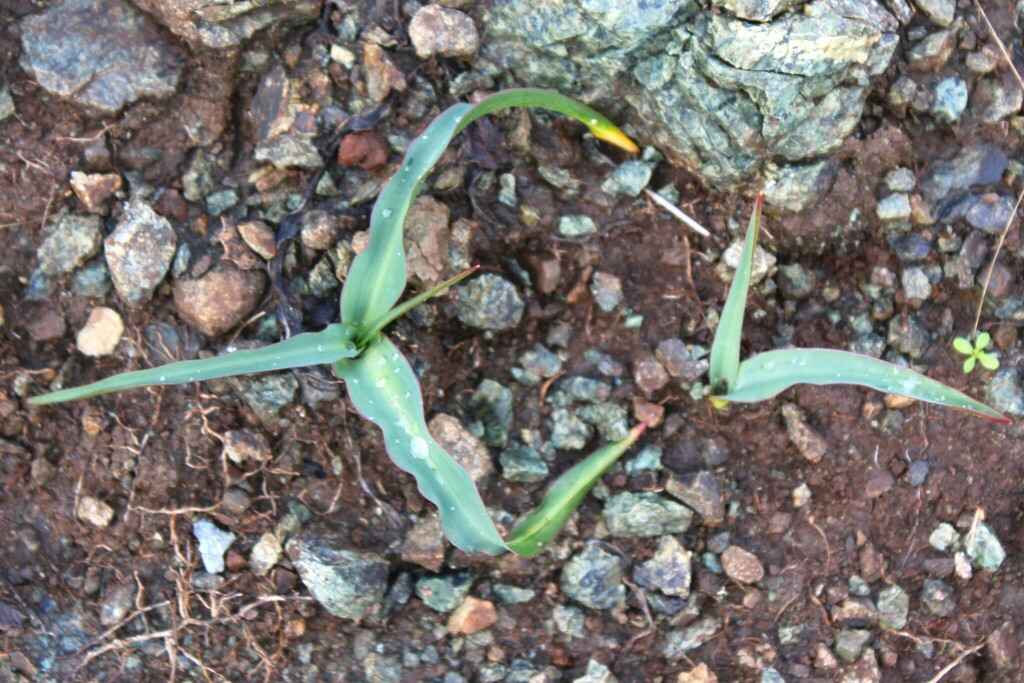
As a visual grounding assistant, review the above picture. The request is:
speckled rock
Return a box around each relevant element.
[549,408,594,450]
[129,0,318,49]
[603,492,692,537]
[781,402,828,463]
[250,532,282,576]
[173,264,267,337]
[77,495,115,528]
[914,0,954,26]
[469,379,514,448]
[19,0,182,113]
[665,471,724,525]
[558,214,598,238]
[663,616,723,658]
[401,514,446,573]
[921,578,955,617]
[428,414,493,484]
[409,5,480,59]
[104,199,177,306]
[404,196,451,291]
[456,273,524,331]
[560,545,625,610]
[634,354,669,395]
[601,160,654,198]
[363,42,407,103]
[965,522,1005,572]
[37,214,103,276]
[590,272,624,312]
[634,536,692,597]
[721,545,765,583]
[986,368,1024,417]
[499,446,549,482]
[877,584,908,630]
[416,571,473,612]
[834,629,872,662]
[254,134,322,170]
[287,529,389,620]
[70,172,122,214]
[486,0,897,190]
[932,77,968,124]
[229,372,299,421]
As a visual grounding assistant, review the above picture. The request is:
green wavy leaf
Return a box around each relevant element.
[333,335,508,555]
[721,348,1009,423]
[29,324,359,405]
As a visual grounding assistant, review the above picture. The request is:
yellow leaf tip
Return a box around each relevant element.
[593,126,640,154]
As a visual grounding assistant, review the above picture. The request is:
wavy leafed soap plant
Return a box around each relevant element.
[708,194,1010,423]
[30,89,645,557]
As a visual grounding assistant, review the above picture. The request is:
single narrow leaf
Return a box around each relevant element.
[506,423,647,558]
[709,193,764,395]
[976,331,991,349]
[963,356,977,374]
[952,337,974,355]
[333,335,508,555]
[341,89,638,331]
[720,348,1009,422]
[29,324,359,406]
[357,266,480,346]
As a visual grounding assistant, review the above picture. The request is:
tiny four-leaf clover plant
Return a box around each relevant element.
[953,332,999,374]
[29,89,645,558]
[708,194,1009,423]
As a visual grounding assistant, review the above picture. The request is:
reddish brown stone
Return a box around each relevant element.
[336,131,389,170]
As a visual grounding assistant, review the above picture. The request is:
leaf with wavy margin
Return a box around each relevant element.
[721,348,1009,423]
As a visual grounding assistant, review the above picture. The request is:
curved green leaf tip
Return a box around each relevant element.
[507,423,647,558]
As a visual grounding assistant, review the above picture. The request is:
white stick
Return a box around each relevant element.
[644,189,710,237]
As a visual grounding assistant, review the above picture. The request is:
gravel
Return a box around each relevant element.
[560,545,624,610]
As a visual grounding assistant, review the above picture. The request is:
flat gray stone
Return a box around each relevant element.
[20,0,182,113]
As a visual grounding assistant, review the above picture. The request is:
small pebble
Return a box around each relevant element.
[721,545,765,584]
[76,307,124,357]
[77,495,115,528]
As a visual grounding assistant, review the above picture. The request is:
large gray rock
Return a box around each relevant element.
[286,529,389,620]
[485,0,898,191]
[129,0,319,49]
[20,0,182,113]
[104,199,178,306]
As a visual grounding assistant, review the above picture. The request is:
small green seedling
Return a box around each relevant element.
[709,195,1009,423]
[953,332,999,374]
[30,89,644,557]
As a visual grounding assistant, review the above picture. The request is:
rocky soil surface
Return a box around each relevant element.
[2,0,1024,681]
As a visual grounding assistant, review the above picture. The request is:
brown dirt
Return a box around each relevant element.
[1,2,1023,682]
